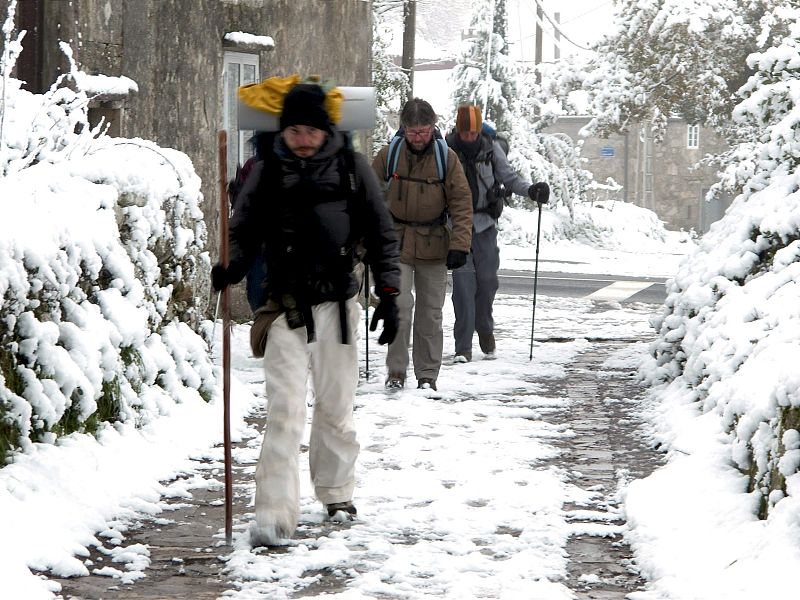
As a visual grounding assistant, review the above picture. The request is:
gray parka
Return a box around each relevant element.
[446,132,531,234]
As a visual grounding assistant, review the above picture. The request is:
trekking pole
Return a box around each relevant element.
[364,265,370,380]
[529,196,544,361]
[218,130,233,544]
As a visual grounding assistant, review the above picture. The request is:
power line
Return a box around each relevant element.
[560,1,613,26]
[518,0,594,52]
[533,0,593,51]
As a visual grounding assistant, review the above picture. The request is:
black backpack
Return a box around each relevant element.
[459,123,513,220]
[482,122,509,157]
[227,131,277,210]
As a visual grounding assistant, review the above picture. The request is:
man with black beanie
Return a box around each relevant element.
[447,104,549,363]
[211,80,401,546]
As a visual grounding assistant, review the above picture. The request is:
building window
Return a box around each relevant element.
[687,124,700,149]
[223,52,259,177]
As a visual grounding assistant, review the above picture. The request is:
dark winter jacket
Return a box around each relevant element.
[372,139,472,265]
[446,132,531,234]
[226,130,400,314]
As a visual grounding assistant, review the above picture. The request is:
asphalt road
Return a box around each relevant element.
[496,269,668,304]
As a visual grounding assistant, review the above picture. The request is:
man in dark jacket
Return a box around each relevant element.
[211,82,401,546]
[446,104,549,362]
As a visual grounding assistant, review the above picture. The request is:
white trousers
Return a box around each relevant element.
[253,299,361,538]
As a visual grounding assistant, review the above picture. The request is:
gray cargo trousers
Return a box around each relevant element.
[386,261,448,383]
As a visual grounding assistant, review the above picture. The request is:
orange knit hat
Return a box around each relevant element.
[456,104,483,133]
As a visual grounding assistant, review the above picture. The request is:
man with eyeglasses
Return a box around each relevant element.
[372,98,472,391]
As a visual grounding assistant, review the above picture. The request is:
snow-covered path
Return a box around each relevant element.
[46,290,659,600]
[221,293,657,599]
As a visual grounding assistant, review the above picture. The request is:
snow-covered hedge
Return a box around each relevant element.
[643,12,800,518]
[0,44,213,463]
[498,200,683,251]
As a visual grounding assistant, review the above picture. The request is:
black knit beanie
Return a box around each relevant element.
[280,83,332,133]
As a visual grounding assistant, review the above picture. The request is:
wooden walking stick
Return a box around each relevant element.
[218,130,233,543]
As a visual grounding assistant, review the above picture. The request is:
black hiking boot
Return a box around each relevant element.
[326,501,357,521]
[417,378,437,391]
[385,373,405,389]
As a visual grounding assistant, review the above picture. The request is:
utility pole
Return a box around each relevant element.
[554,12,561,61]
[402,0,416,103]
[483,0,495,118]
[535,1,543,85]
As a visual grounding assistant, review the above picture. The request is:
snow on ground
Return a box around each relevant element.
[222,290,651,599]
[0,222,680,599]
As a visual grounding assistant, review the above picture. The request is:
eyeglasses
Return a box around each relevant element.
[405,126,433,139]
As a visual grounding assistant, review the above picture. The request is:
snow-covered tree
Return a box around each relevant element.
[545,0,794,143]
[450,0,517,134]
[372,2,410,152]
[712,2,800,199]
[503,82,592,216]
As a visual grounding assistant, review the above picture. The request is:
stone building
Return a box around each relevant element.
[6,0,372,315]
[544,116,732,233]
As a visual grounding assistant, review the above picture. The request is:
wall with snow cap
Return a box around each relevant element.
[0,75,213,464]
[641,15,800,519]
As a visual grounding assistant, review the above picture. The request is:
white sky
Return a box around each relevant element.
[506,0,615,63]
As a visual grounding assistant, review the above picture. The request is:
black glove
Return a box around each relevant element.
[528,182,550,204]
[446,250,468,270]
[211,263,230,291]
[370,295,399,345]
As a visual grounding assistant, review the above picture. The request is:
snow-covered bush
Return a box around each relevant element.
[498,200,682,251]
[643,8,800,517]
[0,12,213,464]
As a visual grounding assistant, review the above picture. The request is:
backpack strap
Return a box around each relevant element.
[385,134,405,182]
[337,136,364,345]
[432,137,448,182]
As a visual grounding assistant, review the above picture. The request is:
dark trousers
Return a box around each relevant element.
[451,226,500,355]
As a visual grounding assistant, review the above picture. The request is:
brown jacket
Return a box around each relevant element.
[372,140,472,265]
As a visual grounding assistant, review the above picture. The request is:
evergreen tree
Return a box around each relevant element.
[449,0,516,133]
[491,0,516,133]
[371,1,410,154]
